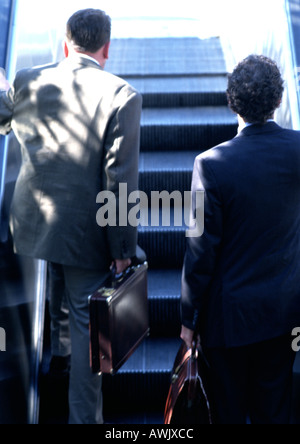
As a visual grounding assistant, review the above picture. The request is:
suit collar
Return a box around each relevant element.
[64,54,103,70]
[237,121,282,137]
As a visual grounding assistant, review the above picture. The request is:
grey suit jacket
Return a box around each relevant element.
[0,55,142,270]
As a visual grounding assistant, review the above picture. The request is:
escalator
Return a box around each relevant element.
[1,0,300,425]
[98,36,238,423]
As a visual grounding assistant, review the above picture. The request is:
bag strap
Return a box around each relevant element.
[187,341,199,401]
[190,339,214,424]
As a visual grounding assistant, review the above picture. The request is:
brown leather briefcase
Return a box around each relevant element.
[89,262,149,375]
[164,340,214,424]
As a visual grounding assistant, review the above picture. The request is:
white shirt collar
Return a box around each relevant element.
[76,53,100,66]
[78,53,100,66]
[244,119,275,127]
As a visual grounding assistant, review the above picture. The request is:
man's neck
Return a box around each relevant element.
[77,53,101,67]
[64,40,109,69]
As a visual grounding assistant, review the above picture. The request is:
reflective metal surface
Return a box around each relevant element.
[0,0,47,424]
[0,0,13,240]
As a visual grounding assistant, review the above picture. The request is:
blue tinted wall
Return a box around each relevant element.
[0,0,12,67]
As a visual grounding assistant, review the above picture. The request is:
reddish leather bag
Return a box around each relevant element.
[164,341,214,424]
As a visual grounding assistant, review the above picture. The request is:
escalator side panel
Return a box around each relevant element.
[0,0,47,424]
[0,0,12,67]
[0,0,13,240]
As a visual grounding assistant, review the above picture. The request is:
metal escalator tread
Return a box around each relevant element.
[106,37,227,77]
[140,150,198,172]
[139,150,197,195]
[141,105,237,125]
[102,338,181,414]
[140,106,238,151]
[127,75,228,107]
[118,337,181,373]
[139,228,186,270]
[148,270,182,336]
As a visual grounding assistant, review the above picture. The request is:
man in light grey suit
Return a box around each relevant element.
[0,9,142,424]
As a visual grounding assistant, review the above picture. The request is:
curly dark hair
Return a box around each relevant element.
[227,55,284,124]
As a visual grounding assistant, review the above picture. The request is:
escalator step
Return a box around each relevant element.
[103,337,181,413]
[141,106,238,151]
[148,270,181,336]
[127,75,228,108]
[139,224,186,269]
[139,150,197,195]
[107,37,227,77]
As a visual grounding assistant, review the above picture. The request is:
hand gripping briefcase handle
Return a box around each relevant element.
[164,340,214,424]
[89,261,149,375]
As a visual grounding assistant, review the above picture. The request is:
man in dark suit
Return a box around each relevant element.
[181,55,300,424]
[0,9,142,423]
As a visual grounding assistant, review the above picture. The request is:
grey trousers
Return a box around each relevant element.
[48,263,70,357]
[49,262,110,424]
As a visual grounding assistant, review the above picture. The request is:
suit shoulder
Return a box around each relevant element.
[16,62,59,78]
[196,138,236,164]
[14,62,59,86]
[281,127,300,140]
[101,70,141,98]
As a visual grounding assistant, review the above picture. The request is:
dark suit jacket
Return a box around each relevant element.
[0,55,142,270]
[182,122,300,348]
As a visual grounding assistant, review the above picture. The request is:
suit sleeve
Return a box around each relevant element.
[102,86,142,260]
[0,87,14,135]
[181,155,223,331]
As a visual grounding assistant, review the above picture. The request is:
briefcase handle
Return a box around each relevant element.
[111,245,148,288]
[111,261,148,289]
[111,263,130,283]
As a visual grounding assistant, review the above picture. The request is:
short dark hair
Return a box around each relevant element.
[227,55,284,124]
[66,9,111,53]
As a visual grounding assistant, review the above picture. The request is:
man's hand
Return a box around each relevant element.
[113,258,131,275]
[0,69,10,92]
[180,325,195,349]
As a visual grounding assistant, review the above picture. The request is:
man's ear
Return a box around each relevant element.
[63,41,69,58]
[103,41,111,60]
